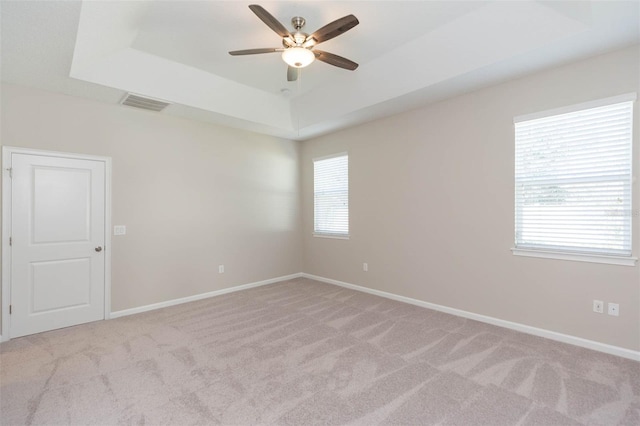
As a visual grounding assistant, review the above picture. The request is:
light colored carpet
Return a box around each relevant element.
[1,277,638,425]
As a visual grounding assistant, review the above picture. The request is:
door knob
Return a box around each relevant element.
[95,246,103,252]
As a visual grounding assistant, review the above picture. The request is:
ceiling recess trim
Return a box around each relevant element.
[120,93,170,112]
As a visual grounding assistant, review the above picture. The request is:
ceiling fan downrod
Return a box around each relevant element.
[289,17,310,47]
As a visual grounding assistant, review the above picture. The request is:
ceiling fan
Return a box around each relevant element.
[229,4,359,82]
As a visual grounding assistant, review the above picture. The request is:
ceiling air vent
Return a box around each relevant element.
[120,93,170,112]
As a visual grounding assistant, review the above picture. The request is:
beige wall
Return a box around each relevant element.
[1,83,302,314]
[301,46,640,351]
[2,46,639,352]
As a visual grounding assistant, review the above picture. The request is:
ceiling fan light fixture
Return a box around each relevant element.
[282,47,315,68]
[231,5,360,80]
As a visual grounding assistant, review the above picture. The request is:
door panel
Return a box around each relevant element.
[11,153,106,338]
[33,167,92,244]
[31,258,92,313]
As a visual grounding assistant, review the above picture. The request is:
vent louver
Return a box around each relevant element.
[120,93,170,112]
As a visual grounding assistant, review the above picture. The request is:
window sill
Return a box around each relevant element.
[511,248,637,266]
[313,233,350,240]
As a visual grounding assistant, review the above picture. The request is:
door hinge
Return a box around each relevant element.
[9,305,12,315]
[9,237,11,246]
[5,167,12,178]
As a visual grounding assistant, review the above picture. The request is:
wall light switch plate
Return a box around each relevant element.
[593,300,604,314]
[114,225,126,236]
[607,302,619,316]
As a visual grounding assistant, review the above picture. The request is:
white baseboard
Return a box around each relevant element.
[8,270,638,362]
[110,273,303,319]
[301,273,640,362]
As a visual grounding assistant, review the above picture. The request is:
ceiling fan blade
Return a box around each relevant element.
[248,4,291,38]
[314,50,358,71]
[229,48,280,56]
[308,15,359,44]
[287,66,299,82]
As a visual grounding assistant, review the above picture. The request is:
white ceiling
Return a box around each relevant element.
[2,1,639,140]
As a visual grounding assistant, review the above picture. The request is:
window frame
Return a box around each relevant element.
[512,93,637,266]
[313,152,349,240]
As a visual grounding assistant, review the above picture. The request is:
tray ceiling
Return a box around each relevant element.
[2,1,639,140]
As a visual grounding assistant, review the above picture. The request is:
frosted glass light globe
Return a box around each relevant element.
[282,47,315,68]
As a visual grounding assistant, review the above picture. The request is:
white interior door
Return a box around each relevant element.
[10,153,106,338]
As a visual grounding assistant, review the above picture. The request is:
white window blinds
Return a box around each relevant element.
[515,96,634,256]
[314,154,349,236]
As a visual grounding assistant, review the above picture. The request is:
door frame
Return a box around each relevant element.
[1,146,112,342]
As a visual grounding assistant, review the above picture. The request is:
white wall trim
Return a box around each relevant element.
[110,273,303,319]
[312,151,348,162]
[301,273,640,362]
[511,248,638,266]
[1,146,112,342]
[1,149,12,342]
[514,92,637,123]
[104,158,113,320]
[313,233,350,240]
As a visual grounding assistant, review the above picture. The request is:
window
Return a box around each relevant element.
[513,94,636,264]
[314,153,348,238]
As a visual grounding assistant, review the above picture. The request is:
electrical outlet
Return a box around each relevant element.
[363,263,368,272]
[608,302,619,316]
[218,265,224,274]
[113,225,126,236]
[593,300,604,313]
